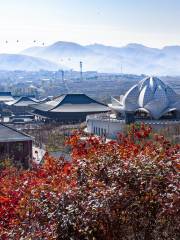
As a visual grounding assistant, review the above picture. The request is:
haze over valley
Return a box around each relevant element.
[0,54,61,71]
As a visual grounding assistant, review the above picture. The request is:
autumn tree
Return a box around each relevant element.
[57,124,180,240]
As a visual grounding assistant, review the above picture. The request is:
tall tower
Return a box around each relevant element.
[80,61,83,81]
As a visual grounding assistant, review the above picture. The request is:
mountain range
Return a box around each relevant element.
[21,41,180,75]
[1,41,180,74]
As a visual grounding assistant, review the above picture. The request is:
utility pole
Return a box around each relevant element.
[80,61,83,81]
[61,70,64,82]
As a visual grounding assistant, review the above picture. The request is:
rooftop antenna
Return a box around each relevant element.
[80,61,83,81]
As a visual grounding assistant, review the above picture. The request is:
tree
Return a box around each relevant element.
[57,124,180,240]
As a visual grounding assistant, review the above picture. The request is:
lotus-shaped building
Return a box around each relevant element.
[86,76,180,139]
[109,76,180,120]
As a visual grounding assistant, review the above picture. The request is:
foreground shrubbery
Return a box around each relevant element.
[58,124,180,240]
[0,156,71,239]
[0,124,179,239]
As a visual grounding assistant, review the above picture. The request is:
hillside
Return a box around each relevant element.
[22,41,180,75]
[0,54,66,71]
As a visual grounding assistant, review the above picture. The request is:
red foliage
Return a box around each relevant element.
[0,124,179,239]
[58,124,180,240]
[0,155,72,239]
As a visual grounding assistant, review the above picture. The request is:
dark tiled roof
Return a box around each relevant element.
[6,96,39,107]
[0,92,14,102]
[0,92,12,96]
[0,124,32,142]
[32,94,110,113]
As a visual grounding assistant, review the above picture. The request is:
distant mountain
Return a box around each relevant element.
[0,54,66,71]
[21,41,180,75]
[22,41,94,60]
[162,46,180,56]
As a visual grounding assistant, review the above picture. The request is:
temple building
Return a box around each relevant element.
[5,96,39,115]
[86,76,180,138]
[32,93,110,123]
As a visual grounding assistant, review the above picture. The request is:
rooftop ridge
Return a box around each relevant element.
[14,96,38,105]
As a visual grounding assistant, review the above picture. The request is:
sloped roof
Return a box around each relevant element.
[32,94,110,113]
[109,76,180,119]
[0,124,32,142]
[5,96,39,107]
[39,96,53,104]
[0,92,14,102]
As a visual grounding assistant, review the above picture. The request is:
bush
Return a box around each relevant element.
[57,124,180,240]
[0,155,71,239]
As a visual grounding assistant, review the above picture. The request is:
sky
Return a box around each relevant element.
[0,0,180,53]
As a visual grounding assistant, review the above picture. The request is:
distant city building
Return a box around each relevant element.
[32,93,110,123]
[87,76,180,138]
[0,124,32,168]
[0,92,15,122]
[11,81,39,98]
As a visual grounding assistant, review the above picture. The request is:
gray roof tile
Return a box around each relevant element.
[0,124,32,142]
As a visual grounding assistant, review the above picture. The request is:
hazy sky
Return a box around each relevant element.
[0,0,180,52]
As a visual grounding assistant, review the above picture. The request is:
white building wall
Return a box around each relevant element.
[87,115,180,139]
[87,118,125,139]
